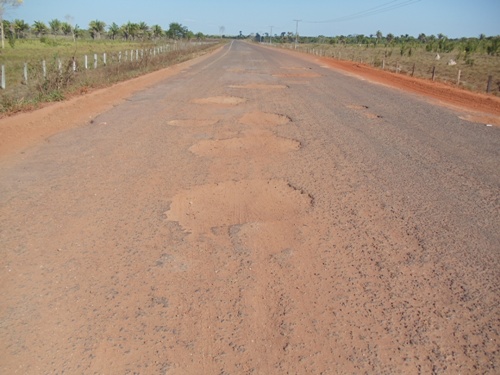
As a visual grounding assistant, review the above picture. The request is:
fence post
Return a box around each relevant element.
[119,51,122,63]
[72,58,76,72]
[432,66,436,81]
[84,55,88,69]
[42,60,46,79]
[136,50,139,60]
[24,63,28,84]
[1,65,5,89]
[94,54,98,69]
[58,58,62,74]
[103,53,107,66]
[486,75,493,93]
[457,70,461,86]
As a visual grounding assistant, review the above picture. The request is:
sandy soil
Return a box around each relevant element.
[1,42,499,374]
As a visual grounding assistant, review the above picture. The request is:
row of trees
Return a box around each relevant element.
[2,18,205,44]
[255,31,500,56]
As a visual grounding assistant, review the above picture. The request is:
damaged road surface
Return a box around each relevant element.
[1,41,499,374]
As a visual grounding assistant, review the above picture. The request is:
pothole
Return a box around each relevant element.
[239,111,291,127]
[229,83,288,90]
[167,119,219,127]
[191,96,247,105]
[165,179,312,233]
[189,132,300,158]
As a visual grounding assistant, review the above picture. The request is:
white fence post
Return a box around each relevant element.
[42,60,46,78]
[94,54,98,69]
[24,63,28,84]
[85,55,88,69]
[1,65,5,89]
[103,53,107,66]
[119,51,122,63]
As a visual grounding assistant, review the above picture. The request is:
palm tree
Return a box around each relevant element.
[137,21,149,39]
[61,22,72,36]
[376,30,383,44]
[48,18,61,37]
[151,24,163,40]
[88,19,105,39]
[13,18,29,38]
[108,22,119,40]
[32,20,48,37]
[73,24,84,39]
[121,22,138,41]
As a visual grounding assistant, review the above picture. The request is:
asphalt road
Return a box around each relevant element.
[1,41,499,374]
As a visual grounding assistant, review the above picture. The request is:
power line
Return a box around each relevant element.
[303,0,422,24]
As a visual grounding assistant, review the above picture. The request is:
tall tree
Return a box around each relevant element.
[121,22,138,41]
[151,24,163,40]
[49,18,61,37]
[32,20,48,37]
[108,22,119,40]
[89,19,106,39]
[167,22,188,40]
[137,21,149,39]
[0,0,23,48]
[61,22,72,36]
[417,33,427,43]
[13,18,28,38]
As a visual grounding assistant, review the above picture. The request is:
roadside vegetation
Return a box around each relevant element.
[0,17,222,115]
[257,32,500,96]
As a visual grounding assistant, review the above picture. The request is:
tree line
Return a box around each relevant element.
[256,30,500,56]
[1,18,206,45]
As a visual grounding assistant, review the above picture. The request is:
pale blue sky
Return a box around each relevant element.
[5,0,500,38]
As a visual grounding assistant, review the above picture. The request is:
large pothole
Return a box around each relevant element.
[229,83,288,90]
[239,112,291,127]
[165,179,312,233]
[191,96,247,105]
[189,131,300,158]
[166,119,219,127]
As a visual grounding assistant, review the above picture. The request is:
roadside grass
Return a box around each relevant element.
[286,43,500,96]
[0,38,221,115]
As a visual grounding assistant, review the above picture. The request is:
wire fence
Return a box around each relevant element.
[1,41,213,90]
[274,43,499,96]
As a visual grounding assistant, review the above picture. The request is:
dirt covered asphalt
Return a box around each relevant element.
[1,41,499,374]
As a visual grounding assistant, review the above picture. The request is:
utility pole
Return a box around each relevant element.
[293,19,301,49]
[270,26,273,44]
